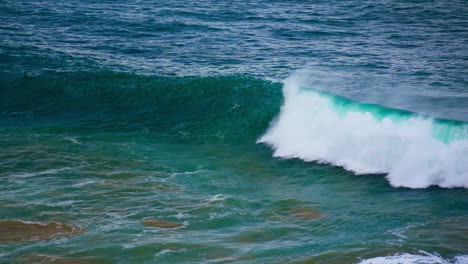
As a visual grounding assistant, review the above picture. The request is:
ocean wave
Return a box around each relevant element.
[259,73,468,188]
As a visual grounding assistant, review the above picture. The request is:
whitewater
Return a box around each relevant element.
[259,72,468,189]
[357,252,468,264]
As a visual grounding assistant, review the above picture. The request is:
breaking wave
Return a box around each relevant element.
[259,74,468,188]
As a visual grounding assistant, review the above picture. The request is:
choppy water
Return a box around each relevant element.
[1,0,467,263]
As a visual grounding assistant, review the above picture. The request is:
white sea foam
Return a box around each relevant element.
[64,137,80,144]
[72,180,96,187]
[208,194,227,202]
[356,253,468,264]
[155,249,176,256]
[9,167,72,178]
[259,73,468,188]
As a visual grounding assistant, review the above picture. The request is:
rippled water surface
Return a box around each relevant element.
[1,0,467,263]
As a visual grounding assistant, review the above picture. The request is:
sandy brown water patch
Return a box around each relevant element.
[142,219,182,228]
[231,229,277,244]
[0,220,83,243]
[263,205,323,223]
[287,208,322,220]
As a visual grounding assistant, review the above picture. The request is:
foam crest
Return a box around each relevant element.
[357,253,468,264]
[259,74,468,188]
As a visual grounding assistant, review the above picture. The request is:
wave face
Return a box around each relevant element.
[0,72,282,143]
[259,74,468,188]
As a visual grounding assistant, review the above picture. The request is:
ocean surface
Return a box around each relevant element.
[1,0,467,263]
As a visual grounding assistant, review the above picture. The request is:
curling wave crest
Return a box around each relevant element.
[259,74,468,188]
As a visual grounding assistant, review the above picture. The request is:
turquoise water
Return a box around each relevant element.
[1,0,467,263]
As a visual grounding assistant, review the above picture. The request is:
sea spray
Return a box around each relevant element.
[259,73,468,188]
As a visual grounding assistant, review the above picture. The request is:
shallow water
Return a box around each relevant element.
[1,0,467,263]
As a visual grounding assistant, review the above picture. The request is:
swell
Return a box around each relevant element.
[259,74,468,189]
[0,71,282,143]
[3,70,468,189]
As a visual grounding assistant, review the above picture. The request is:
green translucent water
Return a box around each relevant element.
[310,89,468,144]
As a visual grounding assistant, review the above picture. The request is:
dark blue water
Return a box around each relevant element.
[1,0,467,263]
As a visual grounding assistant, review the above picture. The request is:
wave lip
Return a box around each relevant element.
[258,74,468,189]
